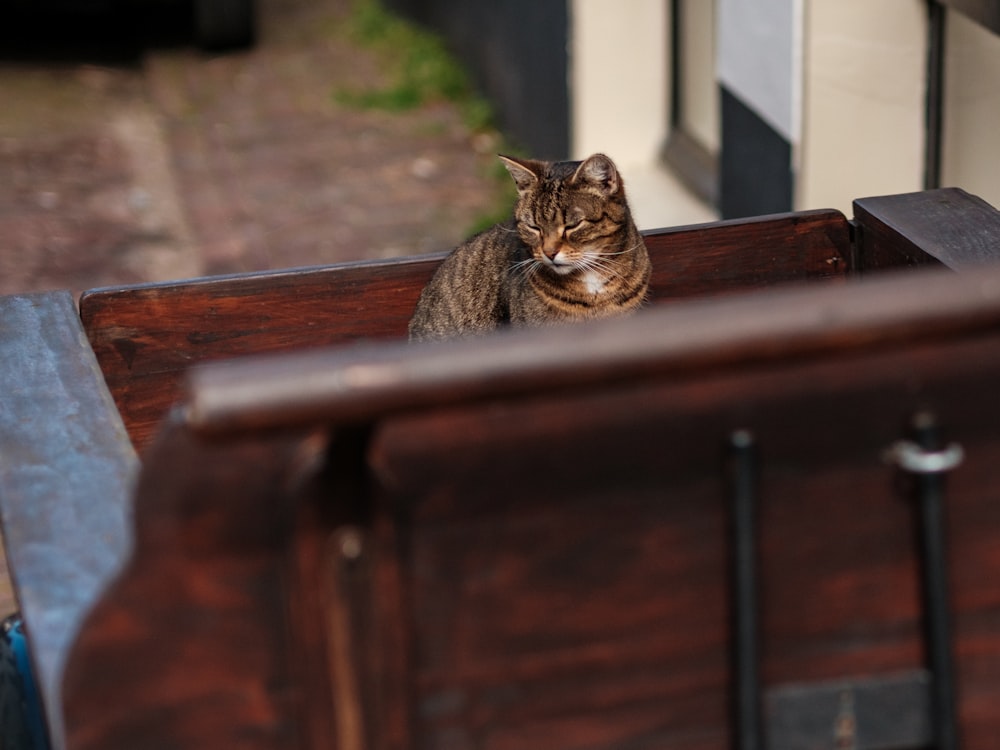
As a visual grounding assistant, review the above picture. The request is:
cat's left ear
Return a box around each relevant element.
[499,154,541,194]
[572,153,620,196]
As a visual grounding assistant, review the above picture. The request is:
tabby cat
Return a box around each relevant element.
[408,152,651,341]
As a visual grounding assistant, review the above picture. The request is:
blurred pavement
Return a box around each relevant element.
[0,0,505,615]
[0,0,505,297]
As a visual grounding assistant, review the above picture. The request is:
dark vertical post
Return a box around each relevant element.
[729,429,763,750]
[670,0,682,132]
[925,1,947,190]
[910,412,960,750]
[719,88,794,219]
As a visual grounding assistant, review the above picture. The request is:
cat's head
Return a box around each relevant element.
[499,153,633,276]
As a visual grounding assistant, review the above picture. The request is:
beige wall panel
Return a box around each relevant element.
[679,0,720,153]
[570,0,670,166]
[798,0,927,215]
[941,10,1000,208]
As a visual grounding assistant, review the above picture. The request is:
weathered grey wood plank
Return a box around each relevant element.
[0,291,137,750]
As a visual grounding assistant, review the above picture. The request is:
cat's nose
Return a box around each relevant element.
[543,245,561,261]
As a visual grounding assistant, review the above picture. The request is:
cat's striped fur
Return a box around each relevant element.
[408,153,651,342]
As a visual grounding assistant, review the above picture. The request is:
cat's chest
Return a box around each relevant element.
[580,270,607,297]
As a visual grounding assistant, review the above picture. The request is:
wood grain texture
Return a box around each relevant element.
[78,255,441,452]
[53,189,1000,748]
[61,419,322,750]
[854,188,1000,271]
[79,211,850,453]
[62,258,1000,750]
[643,208,850,300]
[181,262,1000,435]
[370,331,1000,750]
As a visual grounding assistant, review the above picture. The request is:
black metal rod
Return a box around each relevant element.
[910,412,960,750]
[729,429,763,750]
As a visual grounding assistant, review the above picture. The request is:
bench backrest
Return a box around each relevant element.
[79,208,852,452]
[62,254,1000,750]
[0,187,989,748]
[78,188,999,455]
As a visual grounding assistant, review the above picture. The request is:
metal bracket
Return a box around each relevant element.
[884,440,964,474]
[892,412,962,750]
[766,671,932,750]
[726,415,964,749]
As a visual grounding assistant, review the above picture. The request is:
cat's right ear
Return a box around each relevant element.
[499,154,540,194]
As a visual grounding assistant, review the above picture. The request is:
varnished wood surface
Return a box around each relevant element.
[854,188,1000,270]
[79,210,850,453]
[76,188,1000,455]
[0,292,137,750]
[61,422,317,750]
[6,188,998,748]
[78,255,439,453]
[61,260,1000,750]
[181,261,1000,434]
[643,208,850,298]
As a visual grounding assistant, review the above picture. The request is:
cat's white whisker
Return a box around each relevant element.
[573,253,630,282]
[592,242,643,258]
[510,256,541,284]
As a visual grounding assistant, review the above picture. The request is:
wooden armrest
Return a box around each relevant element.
[0,292,137,750]
[853,187,1000,270]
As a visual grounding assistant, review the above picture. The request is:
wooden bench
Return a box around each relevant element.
[2,188,999,749]
[76,188,1000,455]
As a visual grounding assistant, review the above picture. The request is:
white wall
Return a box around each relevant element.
[570,0,716,229]
[569,0,670,167]
[678,0,720,154]
[569,0,1000,223]
[797,0,927,215]
[942,9,1000,208]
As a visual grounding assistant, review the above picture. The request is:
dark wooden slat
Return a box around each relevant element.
[61,421,316,750]
[854,187,1000,271]
[183,262,1000,435]
[79,211,850,453]
[369,357,910,750]
[328,328,1000,750]
[78,255,439,452]
[0,292,137,750]
[644,208,850,299]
